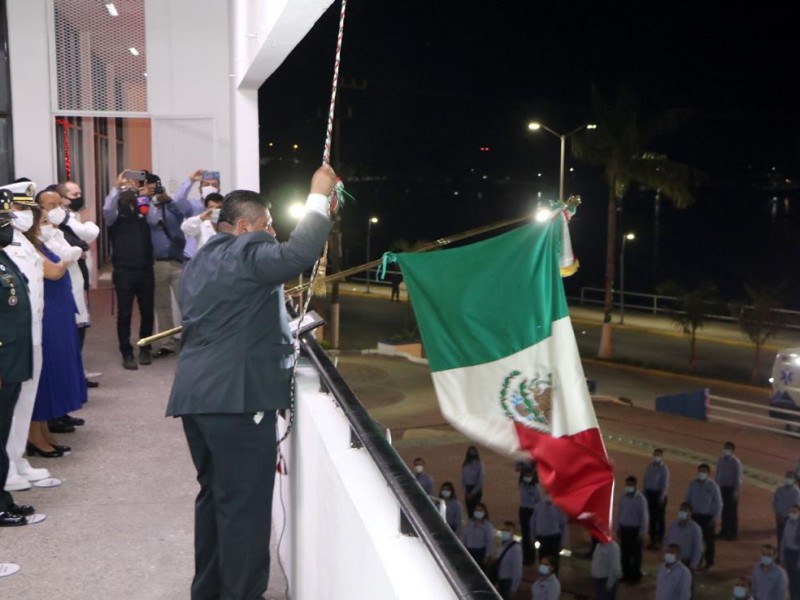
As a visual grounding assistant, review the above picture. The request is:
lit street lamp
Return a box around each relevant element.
[619,232,636,324]
[366,216,379,293]
[527,121,596,201]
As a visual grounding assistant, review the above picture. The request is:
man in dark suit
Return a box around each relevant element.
[0,190,36,526]
[166,165,337,599]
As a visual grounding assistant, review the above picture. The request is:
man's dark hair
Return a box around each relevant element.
[698,463,710,471]
[218,190,268,225]
[625,476,637,485]
[203,192,224,208]
[35,188,59,204]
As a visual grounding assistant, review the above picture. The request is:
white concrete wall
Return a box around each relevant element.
[274,366,458,600]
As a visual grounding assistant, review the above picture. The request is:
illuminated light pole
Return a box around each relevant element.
[619,232,636,324]
[527,122,596,201]
[366,216,379,293]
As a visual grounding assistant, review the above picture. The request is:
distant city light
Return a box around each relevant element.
[569,167,574,172]
[527,122,541,131]
[479,146,490,152]
[369,216,379,224]
[624,232,636,241]
[268,142,274,148]
[453,191,459,196]
[292,144,299,150]
[129,47,140,56]
[537,173,542,177]
[105,3,119,16]
[586,124,597,129]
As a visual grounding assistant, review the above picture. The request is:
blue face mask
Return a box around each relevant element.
[678,511,689,520]
[538,565,550,576]
[733,586,747,598]
[761,556,774,566]
[473,511,485,520]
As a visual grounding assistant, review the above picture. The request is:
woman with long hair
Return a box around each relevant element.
[461,444,485,518]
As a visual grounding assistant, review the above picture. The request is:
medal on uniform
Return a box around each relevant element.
[8,295,16,306]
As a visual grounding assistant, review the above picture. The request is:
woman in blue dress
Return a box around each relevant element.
[25,205,86,457]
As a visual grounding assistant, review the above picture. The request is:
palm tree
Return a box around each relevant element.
[658,281,717,371]
[572,87,701,358]
[731,284,785,382]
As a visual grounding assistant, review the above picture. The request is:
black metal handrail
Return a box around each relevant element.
[299,332,501,599]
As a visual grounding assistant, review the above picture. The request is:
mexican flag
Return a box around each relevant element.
[390,216,614,541]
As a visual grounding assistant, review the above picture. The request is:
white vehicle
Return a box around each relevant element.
[769,348,800,428]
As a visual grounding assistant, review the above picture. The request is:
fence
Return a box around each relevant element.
[708,394,800,439]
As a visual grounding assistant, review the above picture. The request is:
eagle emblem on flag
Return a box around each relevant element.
[500,370,553,431]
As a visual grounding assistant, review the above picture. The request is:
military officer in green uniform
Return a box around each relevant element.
[0,189,36,526]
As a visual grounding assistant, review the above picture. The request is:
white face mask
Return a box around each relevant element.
[654,456,662,463]
[500,531,512,542]
[678,511,689,521]
[625,486,635,495]
[414,465,424,474]
[786,478,796,487]
[698,472,708,481]
[723,448,733,457]
[522,476,533,484]
[538,565,550,576]
[664,553,677,565]
[733,586,747,598]
[39,224,56,242]
[473,511,485,520]
[47,206,67,225]
[11,210,33,233]
[440,490,451,499]
[201,185,219,199]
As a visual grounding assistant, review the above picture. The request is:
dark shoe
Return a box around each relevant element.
[154,347,176,358]
[0,512,27,527]
[86,380,99,388]
[26,443,64,458]
[8,504,35,517]
[139,347,153,365]
[51,444,71,454]
[123,355,138,370]
[61,414,85,427]
[47,419,75,434]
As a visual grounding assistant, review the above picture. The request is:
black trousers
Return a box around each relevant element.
[0,382,22,512]
[496,578,512,600]
[112,266,154,357]
[693,513,716,567]
[644,490,666,543]
[519,506,535,563]
[720,486,738,538]
[536,533,562,574]
[182,412,278,600]
[594,577,618,600]
[465,484,482,519]
[619,525,642,581]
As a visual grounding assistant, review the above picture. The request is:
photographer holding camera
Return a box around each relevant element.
[143,172,192,358]
[102,170,155,370]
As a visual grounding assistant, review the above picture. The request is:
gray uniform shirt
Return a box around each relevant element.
[684,478,723,518]
[665,518,703,568]
[643,461,670,500]
[462,519,494,554]
[751,563,789,600]
[530,574,560,600]
[415,472,434,495]
[773,484,800,518]
[716,455,743,492]
[590,540,622,588]
[655,561,692,600]
[530,500,568,547]
[461,460,484,492]
[496,541,523,591]
[617,491,649,536]
[520,481,541,509]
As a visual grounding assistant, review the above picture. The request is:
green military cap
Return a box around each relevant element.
[0,181,37,207]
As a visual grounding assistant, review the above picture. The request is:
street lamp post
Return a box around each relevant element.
[527,122,596,201]
[365,216,378,293]
[619,232,636,324]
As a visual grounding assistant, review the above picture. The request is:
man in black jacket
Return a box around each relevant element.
[102,172,155,370]
[0,190,36,526]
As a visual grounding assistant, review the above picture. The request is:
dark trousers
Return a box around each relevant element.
[519,506,535,563]
[693,513,715,567]
[786,548,800,600]
[113,266,154,357]
[644,490,666,544]
[778,516,788,549]
[594,577,618,600]
[465,485,482,519]
[619,525,642,581]
[182,411,278,600]
[0,382,22,512]
[720,486,738,538]
[496,578,512,600]
[537,533,562,574]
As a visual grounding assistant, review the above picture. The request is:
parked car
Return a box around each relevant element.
[769,347,800,430]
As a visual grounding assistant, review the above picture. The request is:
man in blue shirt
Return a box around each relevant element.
[144,172,192,357]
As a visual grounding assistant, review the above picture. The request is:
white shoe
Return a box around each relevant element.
[4,474,32,492]
[85,371,103,379]
[17,465,51,482]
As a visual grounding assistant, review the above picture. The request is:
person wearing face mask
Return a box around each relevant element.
[54,180,101,389]
[531,555,560,600]
[684,463,723,570]
[519,466,541,564]
[439,481,463,535]
[616,475,648,584]
[180,192,224,260]
[165,166,336,600]
[489,521,522,599]
[643,448,670,550]
[665,503,703,572]
[716,441,743,541]
[0,192,38,527]
[780,504,800,600]
[173,168,222,215]
[655,543,691,600]
[461,445,485,519]
[462,502,495,566]
[24,204,86,458]
[0,185,53,492]
[775,472,800,550]
[412,457,434,495]
[530,492,568,574]
[103,171,156,370]
[731,576,754,600]
[751,544,789,600]
[590,536,622,600]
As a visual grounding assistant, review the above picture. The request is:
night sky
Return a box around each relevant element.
[259,2,800,305]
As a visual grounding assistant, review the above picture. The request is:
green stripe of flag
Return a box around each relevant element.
[394,223,568,373]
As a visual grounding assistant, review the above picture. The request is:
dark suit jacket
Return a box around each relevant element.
[0,251,33,384]
[165,211,331,416]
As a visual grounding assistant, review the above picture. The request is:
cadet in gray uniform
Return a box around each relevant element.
[751,544,789,600]
[684,463,723,569]
[716,441,743,540]
[655,543,692,600]
[665,502,703,571]
[774,471,800,549]
[780,505,800,600]
[643,448,670,549]
[617,475,648,584]
[413,457,434,495]
[166,166,336,600]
